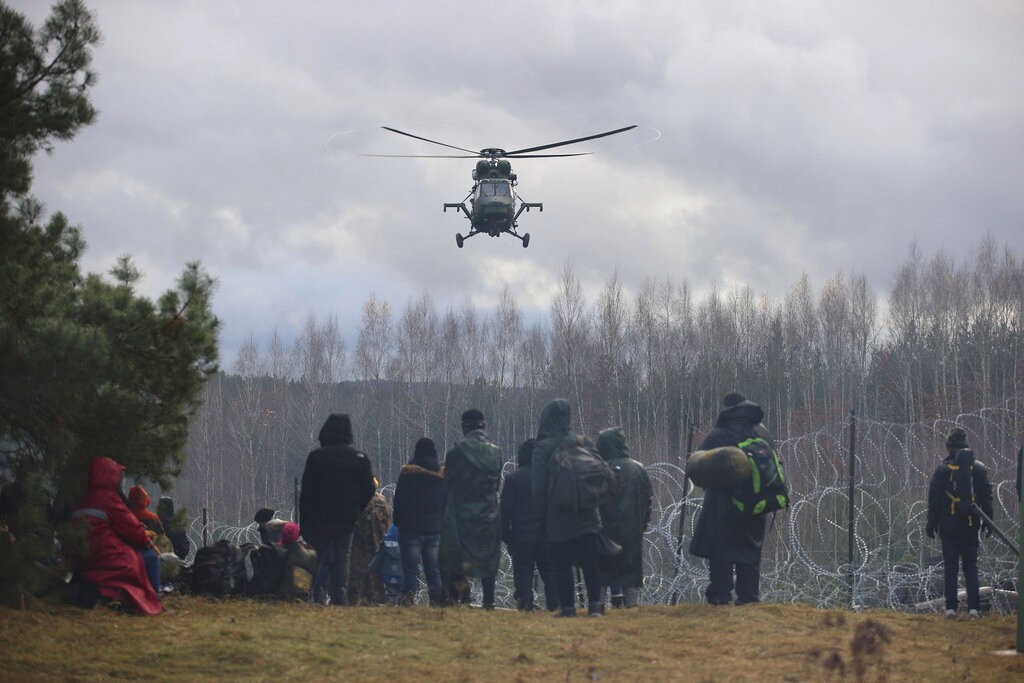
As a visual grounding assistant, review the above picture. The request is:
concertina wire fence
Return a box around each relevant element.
[180,401,1023,612]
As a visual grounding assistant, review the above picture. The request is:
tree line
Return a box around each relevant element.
[178,236,1024,525]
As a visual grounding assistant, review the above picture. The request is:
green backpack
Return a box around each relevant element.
[549,436,619,512]
[730,436,789,516]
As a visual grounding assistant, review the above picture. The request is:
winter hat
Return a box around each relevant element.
[945,428,968,450]
[723,392,746,408]
[461,408,486,432]
[254,507,275,525]
[280,521,301,544]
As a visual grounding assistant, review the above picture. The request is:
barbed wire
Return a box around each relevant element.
[182,403,1022,612]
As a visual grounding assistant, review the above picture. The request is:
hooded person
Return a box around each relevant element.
[126,484,165,592]
[596,427,653,608]
[926,427,994,618]
[438,409,503,608]
[531,398,605,616]
[688,392,775,605]
[70,457,162,615]
[500,437,558,611]
[392,437,447,605]
[299,413,376,605]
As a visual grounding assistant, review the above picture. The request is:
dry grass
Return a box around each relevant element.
[0,595,1021,682]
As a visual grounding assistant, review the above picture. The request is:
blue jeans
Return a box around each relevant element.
[311,532,354,605]
[139,548,161,592]
[398,530,442,603]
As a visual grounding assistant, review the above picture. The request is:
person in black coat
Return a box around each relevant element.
[392,437,447,605]
[500,438,558,611]
[688,392,773,605]
[926,427,994,618]
[299,413,376,605]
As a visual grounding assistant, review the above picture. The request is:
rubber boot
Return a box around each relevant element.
[588,601,605,617]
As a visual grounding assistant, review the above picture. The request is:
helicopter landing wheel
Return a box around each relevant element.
[456,233,464,249]
[522,233,530,248]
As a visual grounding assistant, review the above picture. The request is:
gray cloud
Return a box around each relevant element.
[14,0,1024,363]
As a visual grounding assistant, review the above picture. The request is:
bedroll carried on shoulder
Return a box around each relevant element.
[730,436,789,516]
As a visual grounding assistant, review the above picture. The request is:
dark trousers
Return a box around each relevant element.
[941,534,980,611]
[309,531,354,605]
[508,537,558,611]
[550,533,603,610]
[707,558,760,605]
[397,530,442,604]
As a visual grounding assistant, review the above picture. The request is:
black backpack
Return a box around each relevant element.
[549,436,618,512]
[730,436,789,517]
[942,448,976,527]
[244,543,288,597]
[190,539,245,596]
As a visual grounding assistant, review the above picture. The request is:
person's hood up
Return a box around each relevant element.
[596,427,629,461]
[517,438,536,467]
[411,437,440,471]
[538,399,571,440]
[128,485,151,511]
[318,413,353,446]
[715,400,765,428]
[88,457,124,492]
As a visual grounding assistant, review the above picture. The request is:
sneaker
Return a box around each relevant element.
[945,609,956,619]
[968,609,980,619]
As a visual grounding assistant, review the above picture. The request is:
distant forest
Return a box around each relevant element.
[176,236,1024,525]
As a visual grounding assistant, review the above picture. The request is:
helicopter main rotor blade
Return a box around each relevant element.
[504,124,637,156]
[381,127,480,155]
[360,153,480,158]
[504,152,592,158]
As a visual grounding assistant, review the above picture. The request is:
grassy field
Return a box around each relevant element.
[0,595,1021,682]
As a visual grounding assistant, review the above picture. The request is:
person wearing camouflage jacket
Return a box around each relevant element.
[438,409,502,608]
[596,427,653,607]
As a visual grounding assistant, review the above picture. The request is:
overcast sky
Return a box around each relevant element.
[14,0,1024,367]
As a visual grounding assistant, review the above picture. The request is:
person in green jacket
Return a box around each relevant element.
[531,398,606,617]
[438,409,503,608]
[596,427,653,608]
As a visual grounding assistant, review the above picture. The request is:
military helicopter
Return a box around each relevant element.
[366,124,637,248]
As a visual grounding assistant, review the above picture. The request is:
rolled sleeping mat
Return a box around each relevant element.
[686,446,751,489]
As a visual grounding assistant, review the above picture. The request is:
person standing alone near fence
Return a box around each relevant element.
[926,427,994,618]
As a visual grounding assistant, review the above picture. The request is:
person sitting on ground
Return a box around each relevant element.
[70,457,162,615]
[255,507,286,545]
[157,495,191,560]
[277,521,317,601]
[127,484,164,593]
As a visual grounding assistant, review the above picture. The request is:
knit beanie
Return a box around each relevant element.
[945,428,968,450]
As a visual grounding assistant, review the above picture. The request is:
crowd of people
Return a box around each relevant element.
[62,392,1004,619]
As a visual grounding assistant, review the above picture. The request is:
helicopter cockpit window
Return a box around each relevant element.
[480,181,510,197]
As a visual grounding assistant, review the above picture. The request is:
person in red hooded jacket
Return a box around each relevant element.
[70,457,162,615]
